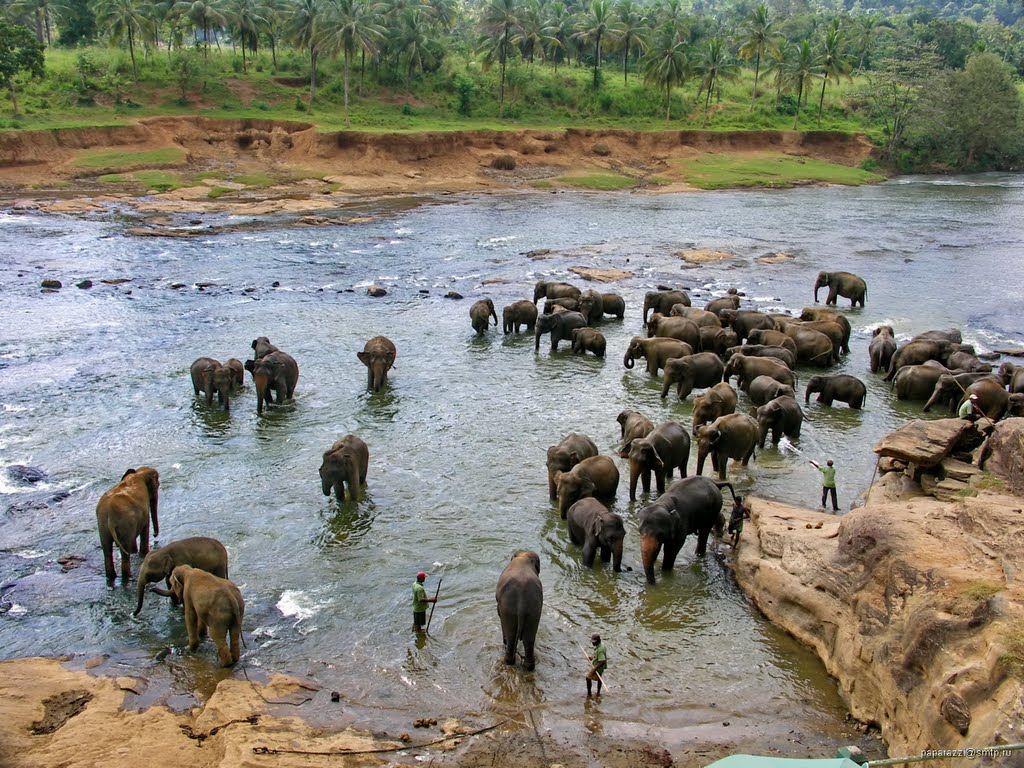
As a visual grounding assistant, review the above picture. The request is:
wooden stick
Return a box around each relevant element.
[425,577,442,633]
[577,641,609,689]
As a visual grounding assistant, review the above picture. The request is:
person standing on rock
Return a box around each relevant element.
[412,571,436,633]
[727,496,751,548]
[810,459,839,512]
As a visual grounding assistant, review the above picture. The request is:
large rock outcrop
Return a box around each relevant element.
[734,493,1024,763]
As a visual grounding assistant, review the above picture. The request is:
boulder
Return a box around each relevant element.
[40,279,61,289]
[873,418,975,468]
[568,266,633,282]
[977,417,1024,495]
[6,465,47,485]
[366,285,387,297]
[75,280,93,289]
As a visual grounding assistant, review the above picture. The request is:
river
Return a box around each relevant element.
[1,174,1022,758]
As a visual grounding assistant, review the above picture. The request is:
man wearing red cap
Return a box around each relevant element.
[412,571,436,632]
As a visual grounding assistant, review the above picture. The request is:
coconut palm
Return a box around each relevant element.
[786,38,818,130]
[323,0,384,125]
[94,0,149,78]
[391,7,436,87]
[641,27,687,123]
[737,2,778,109]
[515,0,551,64]
[652,0,684,42]
[815,19,852,126]
[229,0,265,72]
[849,13,883,73]
[173,0,228,56]
[574,0,617,88]
[765,38,790,109]
[544,1,575,71]
[693,36,737,126]
[478,0,520,117]
[286,0,323,104]
[9,0,53,45]
[258,0,285,71]
[614,0,647,84]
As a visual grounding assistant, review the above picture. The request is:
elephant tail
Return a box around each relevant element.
[110,527,136,556]
[713,481,738,502]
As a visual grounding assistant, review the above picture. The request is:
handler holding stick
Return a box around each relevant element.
[585,633,608,699]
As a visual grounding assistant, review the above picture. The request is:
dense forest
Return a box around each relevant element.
[0,0,1022,170]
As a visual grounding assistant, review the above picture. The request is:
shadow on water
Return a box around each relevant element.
[315,496,378,549]
[189,399,232,436]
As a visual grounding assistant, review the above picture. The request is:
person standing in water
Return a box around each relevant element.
[586,633,607,698]
[810,459,839,512]
[412,571,436,632]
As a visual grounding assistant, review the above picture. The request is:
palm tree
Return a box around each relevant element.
[641,28,687,123]
[323,0,383,125]
[286,0,323,104]
[694,36,737,126]
[652,0,684,42]
[9,0,54,45]
[173,0,228,57]
[544,1,574,71]
[849,13,883,73]
[786,38,817,130]
[765,38,790,109]
[478,0,519,117]
[815,19,852,126]
[614,0,647,84]
[574,0,616,88]
[514,0,549,64]
[258,0,285,71]
[392,7,435,87]
[94,0,148,79]
[230,0,265,72]
[737,2,778,109]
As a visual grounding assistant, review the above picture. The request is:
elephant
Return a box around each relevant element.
[792,320,844,362]
[893,363,950,401]
[646,313,700,349]
[600,293,626,319]
[546,433,599,499]
[247,350,299,414]
[800,308,852,354]
[495,550,543,670]
[720,310,775,343]
[998,363,1024,394]
[913,328,963,344]
[960,378,1010,421]
[535,310,587,352]
[566,498,625,572]
[643,290,690,322]
[533,280,581,305]
[699,326,739,355]
[783,325,835,367]
[358,336,396,393]
[946,351,992,373]
[578,290,605,324]
[924,373,1000,413]
[745,329,798,354]
[543,297,580,314]
[869,326,897,374]
[623,336,694,376]
[226,358,245,388]
[695,413,759,480]
[692,382,738,434]
[660,352,726,400]
[555,456,620,519]
[190,357,236,411]
[814,270,866,307]
[670,306,721,328]
[470,299,498,335]
[571,327,606,357]
[627,421,690,501]
[319,434,370,501]
[747,375,796,406]
[885,340,955,381]
[805,374,867,409]
[755,396,804,447]
[705,294,741,316]
[723,344,797,370]
[723,353,795,391]
[96,467,160,585]
[638,476,731,584]
[251,336,279,360]
[134,537,228,617]
[503,300,538,334]
[617,409,654,457]
[166,564,244,667]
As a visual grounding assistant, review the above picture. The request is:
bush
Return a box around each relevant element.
[294,96,307,112]
[491,155,517,170]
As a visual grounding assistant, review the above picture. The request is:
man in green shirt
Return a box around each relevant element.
[810,459,838,512]
[586,633,607,698]
[412,571,436,632]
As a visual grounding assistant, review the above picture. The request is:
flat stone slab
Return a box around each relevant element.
[873,418,974,468]
[568,266,633,282]
[675,248,733,265]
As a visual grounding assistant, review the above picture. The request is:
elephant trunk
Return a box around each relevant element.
[150,585,173,597]
[319,468,332,497]
[133,574,151,616]
[805,388,813,404]
[491,308,498,325]
[535,330,542,352]
[696,446,708,476]
[640,533,660,585]
[659,374,671,398]
[628,461,640,501]
[758,422,769,449]
[611,539,623,572]
[149,492,159,538]
[813,279,823,303]
[347,463,361,501]
[623,347,635,369]
[923,390,938,412]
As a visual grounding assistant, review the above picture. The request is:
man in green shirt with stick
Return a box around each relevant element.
[810,459,838,512]
[412,571,436,633]
[586,633,608,699]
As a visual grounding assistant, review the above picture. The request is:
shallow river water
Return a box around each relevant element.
[1,174,1023,756]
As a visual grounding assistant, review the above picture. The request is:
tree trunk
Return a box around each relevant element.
[359,49,365,96]
[793,80,803,130]
[750,50,760,109]
[271,36,277,72]
[241,35,247,73]
[129,25,138,80]
[592,30,601,88]
[310,49,317,106]
[343,48,350,126]
[665,81,671,123]
[622,43,628,85]
[9,81,19,115]
[703,76,713,126]
[817,75,827,126]
[498,27,508,117]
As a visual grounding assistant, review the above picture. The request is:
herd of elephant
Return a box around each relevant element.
[101,265,1022,671]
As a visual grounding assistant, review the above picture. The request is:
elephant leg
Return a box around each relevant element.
[119,545,133,583]
[523,639,536,671]
[695,529,711,557]
[230,623,241,664]
[678,458,687,478]
[581,540,597,567]
[209,623,233,666]
[184,603,200,651]
[165,577,180,607]
[655,470,667,495]
[742,447,755,466]
[641,469,651,495]
[599,544,611,563]
[662,540,684,571]
[717,453,728,480]
[100,531,116,583]
[827,288,838,305]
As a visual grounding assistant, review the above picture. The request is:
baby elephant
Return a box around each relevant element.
[358,336,396,392]
[167,564,245,667]
[805,374,867,409]
[566,498,625,572]
[555,456,620,519]
[571,328,606,357]
[319,434,369,501]
[190,357,236,412]
[134,536,229,616]
[470,299,498,335]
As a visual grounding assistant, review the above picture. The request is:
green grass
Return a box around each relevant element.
[677,153,884,190]
[132,170,185,191]
[232,173,277,187]
[560,173,636,190]
[74,147,186,169]
[959,581,1001,601]
[973,473,1007,491]
[97,173,128,183]
[207,186,233,199]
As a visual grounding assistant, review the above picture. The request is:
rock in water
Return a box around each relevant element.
[6,465,47,485]
[41,279,62,289]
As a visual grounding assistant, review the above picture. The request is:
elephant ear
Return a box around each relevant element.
[580,477,597,497]
[121,468,138,481]
[589,517,604,540]
[384,350,396,367]
[356,351,369,365]
[709,428,722,445]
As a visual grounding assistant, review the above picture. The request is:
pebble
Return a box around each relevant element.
[76,280,93,289]
[41,279,62,289]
